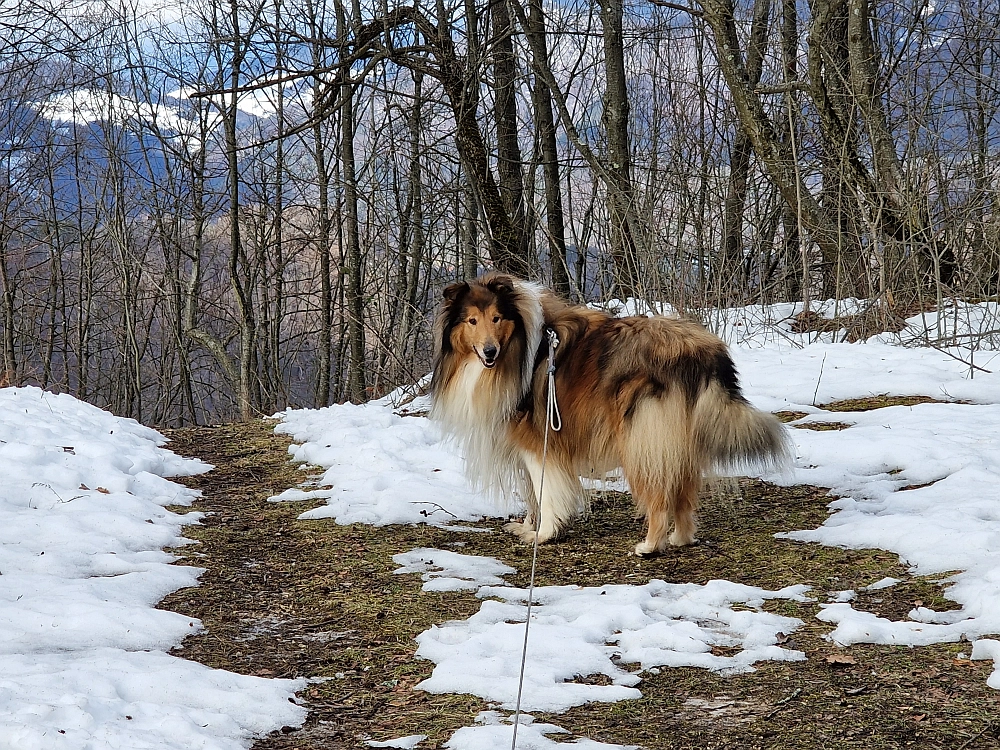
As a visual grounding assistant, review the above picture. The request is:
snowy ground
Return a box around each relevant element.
[274,300,1000,748]
[0,387,306,750]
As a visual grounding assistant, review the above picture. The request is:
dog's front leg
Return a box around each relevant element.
[503,451,581,544]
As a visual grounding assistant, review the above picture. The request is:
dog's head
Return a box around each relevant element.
[438,274,519,370]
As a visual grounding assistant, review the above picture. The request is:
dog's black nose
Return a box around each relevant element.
[483,344,498,360]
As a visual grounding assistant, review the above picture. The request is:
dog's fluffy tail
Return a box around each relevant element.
[693,382,791,474]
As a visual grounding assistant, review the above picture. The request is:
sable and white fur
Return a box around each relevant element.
[430,273,790,555]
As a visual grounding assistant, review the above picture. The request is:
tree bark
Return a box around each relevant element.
[336,0,367,403]
[527,0,569,297]
[600,0,641,298]
[719,0,770,300]
[491,0,529,267]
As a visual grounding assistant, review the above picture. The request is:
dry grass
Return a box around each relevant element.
[793,421,854,431]
[158,418,1000,750]
[821,395,952,412]
[775,395,965,431]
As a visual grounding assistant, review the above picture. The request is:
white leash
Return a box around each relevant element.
[510,327,560,749]
[545,329,562,433]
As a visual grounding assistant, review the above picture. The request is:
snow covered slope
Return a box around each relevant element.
[0,387,305,749]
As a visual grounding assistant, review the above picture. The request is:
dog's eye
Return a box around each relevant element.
[468,318,477,326]
[493,316,501,324]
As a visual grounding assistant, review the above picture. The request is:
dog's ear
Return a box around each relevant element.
[442,281,469,305]
[485,275,514,296]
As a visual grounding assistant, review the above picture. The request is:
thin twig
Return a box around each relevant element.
[956,721,993,750]
[764,687,802,719]
[647,0,704,16]
[812,353,827,407]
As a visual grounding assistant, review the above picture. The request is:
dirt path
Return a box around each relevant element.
[160,421,1000,749]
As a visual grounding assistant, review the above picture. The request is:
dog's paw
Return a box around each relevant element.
[668,531,697,547]
[504,521,559,545]
[503,521,535,543]
[633,541,662,557]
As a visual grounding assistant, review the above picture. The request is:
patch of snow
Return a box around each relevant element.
[415,579,809,713]
[971,640,1000,690]
[445,711,638,750]
[393,548,515,592]
[725,310,1000,690]
[272,398,499,528]
[0,386,305,747]
[866,577,902,591]
[764,400,1000,671]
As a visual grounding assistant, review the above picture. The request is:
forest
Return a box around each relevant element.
[1,0,998,424]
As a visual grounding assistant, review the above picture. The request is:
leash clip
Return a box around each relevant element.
[544,327,562,432]
[545,327,560,374]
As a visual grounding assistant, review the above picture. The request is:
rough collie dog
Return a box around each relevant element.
[430,272,789,555]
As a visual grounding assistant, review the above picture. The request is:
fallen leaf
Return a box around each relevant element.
[914,599,924,607]
[825,653,856,666]
[79,484,89,490]
[97,487,110,494]
[912,714,927,722]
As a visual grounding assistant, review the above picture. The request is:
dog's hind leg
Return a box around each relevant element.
[623,395,703,555]
[667,466,701,547]
[626,472,670,556]
[628,464,701,555]
[503,451,581,544]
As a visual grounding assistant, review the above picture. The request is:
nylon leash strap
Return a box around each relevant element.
[510,327,560,749]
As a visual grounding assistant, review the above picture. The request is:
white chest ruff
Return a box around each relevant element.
[432,360,524,502]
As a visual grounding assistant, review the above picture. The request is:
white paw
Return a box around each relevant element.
[633,541,658,557]
[669,531,697,547]
[503,521,536,543]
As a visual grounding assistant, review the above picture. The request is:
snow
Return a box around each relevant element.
[742,362,1000,657]
[415,579,809,713]
[271,398,497,528]
[866,577,902,591]
[722,302,1000,688]
[446,712,638,750]
[0,386,305,749]
[393,548,515,592]
[971,639,1000,690]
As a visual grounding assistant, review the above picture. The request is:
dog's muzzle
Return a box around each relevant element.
[480,344,498,369]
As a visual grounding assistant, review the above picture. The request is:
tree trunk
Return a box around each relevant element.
[527,0,569,297]
[223,0,257,420]
[312,1,334,406]
[700,0,846,263]
[491,0,529,270]
[336,0,367,403]
[719,0,770,301]
[599,0,641,298]
[778,0,802,301]
[845,0,956,288]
